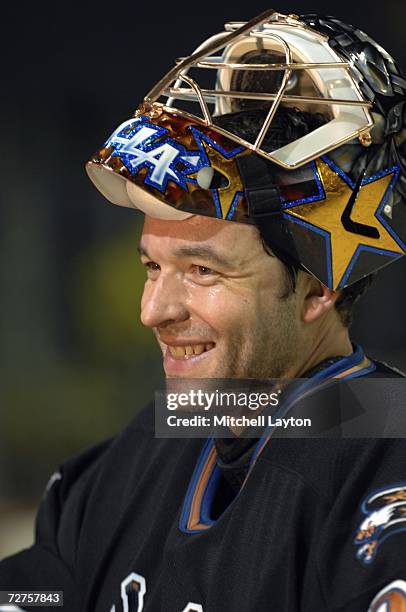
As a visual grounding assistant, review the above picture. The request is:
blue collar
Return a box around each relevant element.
[179,345,375,534]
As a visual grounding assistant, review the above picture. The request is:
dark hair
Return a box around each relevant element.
[214,106,326,152]
[215,106,373,328]
[259,234,374,328]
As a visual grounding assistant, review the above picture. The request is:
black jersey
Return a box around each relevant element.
[1,347,406,612]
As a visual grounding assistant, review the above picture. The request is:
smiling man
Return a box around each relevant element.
[1,9,406,612]
[138,214,352,381]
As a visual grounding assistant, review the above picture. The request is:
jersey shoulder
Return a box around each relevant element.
[35,403,156,567]
[369,358,406,377]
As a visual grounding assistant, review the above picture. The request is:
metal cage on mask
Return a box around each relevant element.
[141,8,374,169]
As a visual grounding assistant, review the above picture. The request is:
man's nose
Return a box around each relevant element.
[141,273,189,329]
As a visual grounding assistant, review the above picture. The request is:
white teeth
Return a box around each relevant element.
[168,343,215,359]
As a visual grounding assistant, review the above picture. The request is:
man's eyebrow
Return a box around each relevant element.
[172,245,234,268]
[137,243,234,268]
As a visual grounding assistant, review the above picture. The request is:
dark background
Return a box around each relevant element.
[0,0,405,554]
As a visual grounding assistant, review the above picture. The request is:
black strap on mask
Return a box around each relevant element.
[236,154,282,218]
[237,153,301,270]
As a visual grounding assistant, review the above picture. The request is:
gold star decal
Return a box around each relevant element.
[200,141,245,219]
[283,160,404,289]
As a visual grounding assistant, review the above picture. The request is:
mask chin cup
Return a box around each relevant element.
[86,162,192,220]
[86,163,134,208]
[126,182,192,220]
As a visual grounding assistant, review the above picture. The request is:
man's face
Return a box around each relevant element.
[139,215,302,378]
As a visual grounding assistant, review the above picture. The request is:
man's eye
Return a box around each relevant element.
[146,262,160,270]
[196,265,216,276]
[143,261,160,275]
[189,265,221,285]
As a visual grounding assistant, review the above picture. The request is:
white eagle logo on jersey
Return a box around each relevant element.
[354,483,406,564]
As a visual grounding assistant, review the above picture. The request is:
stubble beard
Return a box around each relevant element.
[216,299,300,380]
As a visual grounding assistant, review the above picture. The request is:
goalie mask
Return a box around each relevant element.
[86,9,406,290]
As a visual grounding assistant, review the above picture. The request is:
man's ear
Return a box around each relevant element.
[301,275,340,324]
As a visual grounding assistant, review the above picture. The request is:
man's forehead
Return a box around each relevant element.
[142,214,235,240]
[140,215,262,261]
